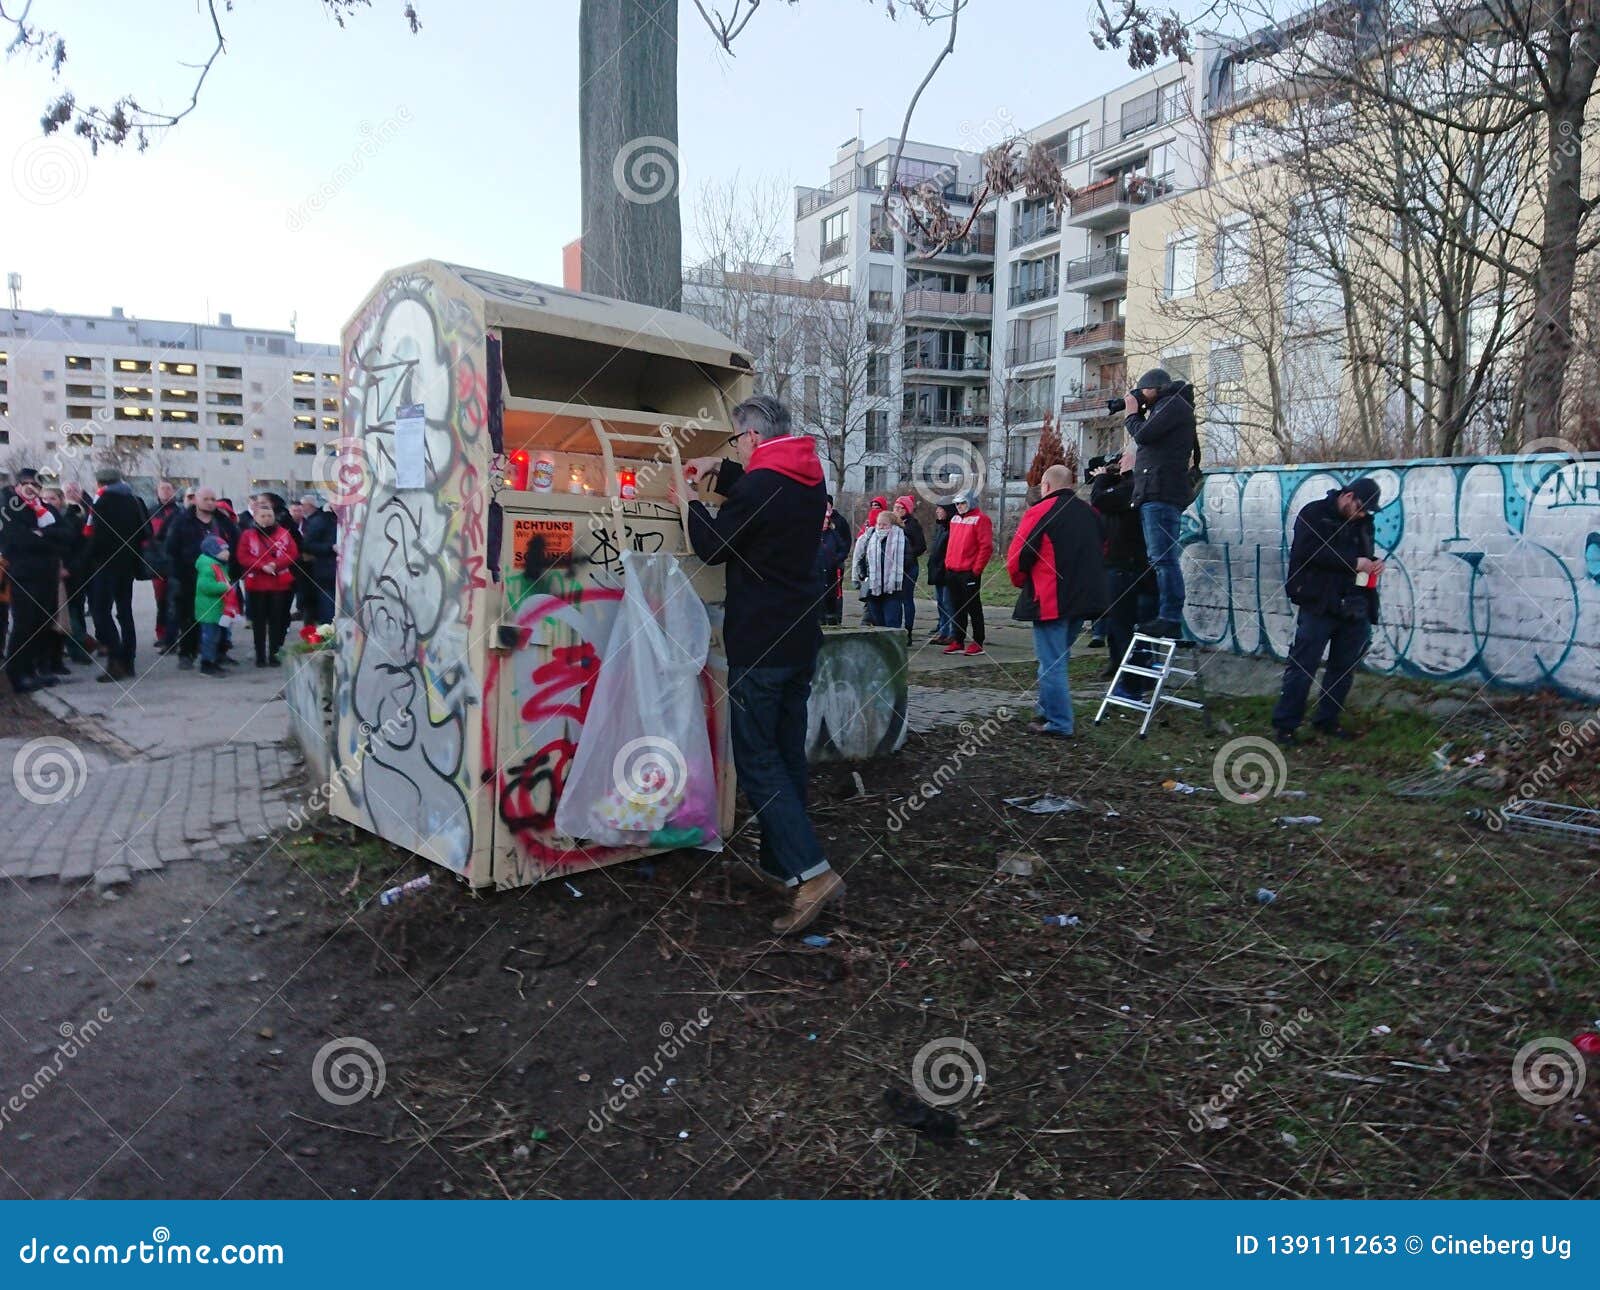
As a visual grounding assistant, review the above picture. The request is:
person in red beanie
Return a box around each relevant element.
[941,491,994,655]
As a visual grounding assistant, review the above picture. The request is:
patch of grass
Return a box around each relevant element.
[280,825,419,909]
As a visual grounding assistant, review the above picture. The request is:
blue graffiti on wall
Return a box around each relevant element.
[1182,454,1600,699]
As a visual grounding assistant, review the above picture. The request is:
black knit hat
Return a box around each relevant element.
[1346,477,1381,511]
[1135,368,1172,391]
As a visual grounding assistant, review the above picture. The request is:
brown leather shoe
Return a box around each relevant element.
[771,870,845,936]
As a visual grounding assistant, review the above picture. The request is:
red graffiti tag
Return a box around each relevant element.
[520,642,600,725]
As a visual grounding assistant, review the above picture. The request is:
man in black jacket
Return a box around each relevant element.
[813,496,850,627]
[85,467,149,681]
[1090,451,1158,696]
[1006,464,1108,737]
[892,494,926,646]
[683,394,842,936]
[164,486,240,668]
[1124,367,1197,639]
[298,493,338,623]
[0,469,72,693]
[1271,477,1384,746]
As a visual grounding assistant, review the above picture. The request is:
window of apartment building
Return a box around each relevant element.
[803,375,821,422]
[821,266,850,289]
[908,269,962,293]
[208,391,243,406]
[66,355,96,371]
[1103,295,1126,322]
[1285,196,1346,329]
[1158,79,1185,124]
[294,414,315,429]
[161,436,199,451]
[322,397,338,413]
[0,378,8,394]
[115,358,152,374]
[115,406,155,421]
[861,409,886,454]
[163,387,198,403]
[209,411,244,427]
[65,383,103,399]
[1213,215,1251,290]
[1281,332,1343,449]
[115,385,152,401]
[1162,352,1193,384]
[1164,230,1198,299]
[294,442,318,455]
[65,404,96,420]
[116,434,154,451]
[42,369,55,381]
[1006,433,1033,479]
[322,417,339,432]
[64,431,93,448]
[1063,122,1087,164]
[159,361,198,376]
[1011,255,1059,305]
[323,372,341,386]
[1013,197,1057,244]
[208,364,242,381]
[869,205,894,251]
[1012,374,1055,422]
[210,439,244,453]
[294,396,316,410]
[866,321,892,346]
[820,210,848,259]
[866,354,888,396]
[1008,314,1055,366]
[801,325,822,366]
[161,408,198,423]
[904,327,967,371]
[292,370,314,384]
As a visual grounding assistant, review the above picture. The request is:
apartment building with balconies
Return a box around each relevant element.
[0,306,340,501]
[991,63,1207,492]
[793,135,993,498]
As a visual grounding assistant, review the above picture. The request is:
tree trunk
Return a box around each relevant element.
[579,0,682,311]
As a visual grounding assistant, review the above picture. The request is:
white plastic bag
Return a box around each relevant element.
[554,552,721,850]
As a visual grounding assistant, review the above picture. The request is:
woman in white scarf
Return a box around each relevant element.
[852,510,906,628]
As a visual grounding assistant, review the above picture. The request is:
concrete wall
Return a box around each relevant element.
[807,627,910,762]
[1183,454,1600,700]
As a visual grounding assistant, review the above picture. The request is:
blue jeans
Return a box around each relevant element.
[864,593,904,629]
[198,622,223,665]
[900,563,918,637]
[728,664,830,885]
[1140,502,1185,623]
[1271,608,1371,733]
[934,584,956,639]
[1031,617,1082,734]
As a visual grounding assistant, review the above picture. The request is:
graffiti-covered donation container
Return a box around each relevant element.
[329,261,751,888]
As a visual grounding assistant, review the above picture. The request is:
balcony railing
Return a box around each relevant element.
[1064,247,1130,286]
[1060,384,1125,417]
[1062,318,1126,353]
[796,169,883,218]
[1068,172,1175,222]
[869,229,895,252]
[820,234,849,262]
[1012,212,1062,246]
[903,351,991,374]
[901,408,991,430]
[867,290,894,311]
[1008,277,1059,308]
[1005,338,1057,367]
[1010,402,1055,425]
[907,230,997,258]
[903,289,994,317]
[1120,86,1186,137]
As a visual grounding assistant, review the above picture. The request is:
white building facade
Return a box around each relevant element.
[0,306,341,503]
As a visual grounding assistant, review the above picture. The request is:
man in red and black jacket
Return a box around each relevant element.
[684,394,843,938]
[1007,464,1108,737]
[941,491,994,655]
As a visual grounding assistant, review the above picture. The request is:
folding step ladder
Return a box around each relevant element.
[1092,633,1207,738]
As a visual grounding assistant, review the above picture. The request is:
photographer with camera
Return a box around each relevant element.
[1113,368,1197,640]
[1270,477,1384,747]
[1089,450,1158,701]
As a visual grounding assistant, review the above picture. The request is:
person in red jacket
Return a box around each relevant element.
[1007,465,1108,736]
[941,490,994,655]
[237,496,300,667]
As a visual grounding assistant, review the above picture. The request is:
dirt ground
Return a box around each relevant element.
[1,663,1597,1200]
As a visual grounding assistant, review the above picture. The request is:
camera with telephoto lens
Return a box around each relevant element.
[1106,390,1142,415]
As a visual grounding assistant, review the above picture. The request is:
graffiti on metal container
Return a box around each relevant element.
[1183,456,1600,700]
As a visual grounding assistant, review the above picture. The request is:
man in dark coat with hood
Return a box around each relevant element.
[298,493,338,624]
[1271,477,1384,745]
[1124,367,1197,639]
[0,469,73,692]
[683,395,843,938]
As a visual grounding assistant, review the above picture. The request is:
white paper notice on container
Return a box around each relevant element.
[395,402,426,489]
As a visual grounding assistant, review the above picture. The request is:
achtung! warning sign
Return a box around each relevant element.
[512,518,575,568]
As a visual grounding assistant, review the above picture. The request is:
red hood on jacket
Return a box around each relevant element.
[746,434,824,486]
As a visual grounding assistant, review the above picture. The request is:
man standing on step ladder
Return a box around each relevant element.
[1121,368,1197,640]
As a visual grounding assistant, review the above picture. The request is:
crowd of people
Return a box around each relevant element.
[0,468,338,693]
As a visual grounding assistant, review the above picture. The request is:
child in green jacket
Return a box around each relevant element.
[195,535,238,676]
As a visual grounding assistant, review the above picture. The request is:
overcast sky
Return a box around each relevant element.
[0,0,1154,342]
